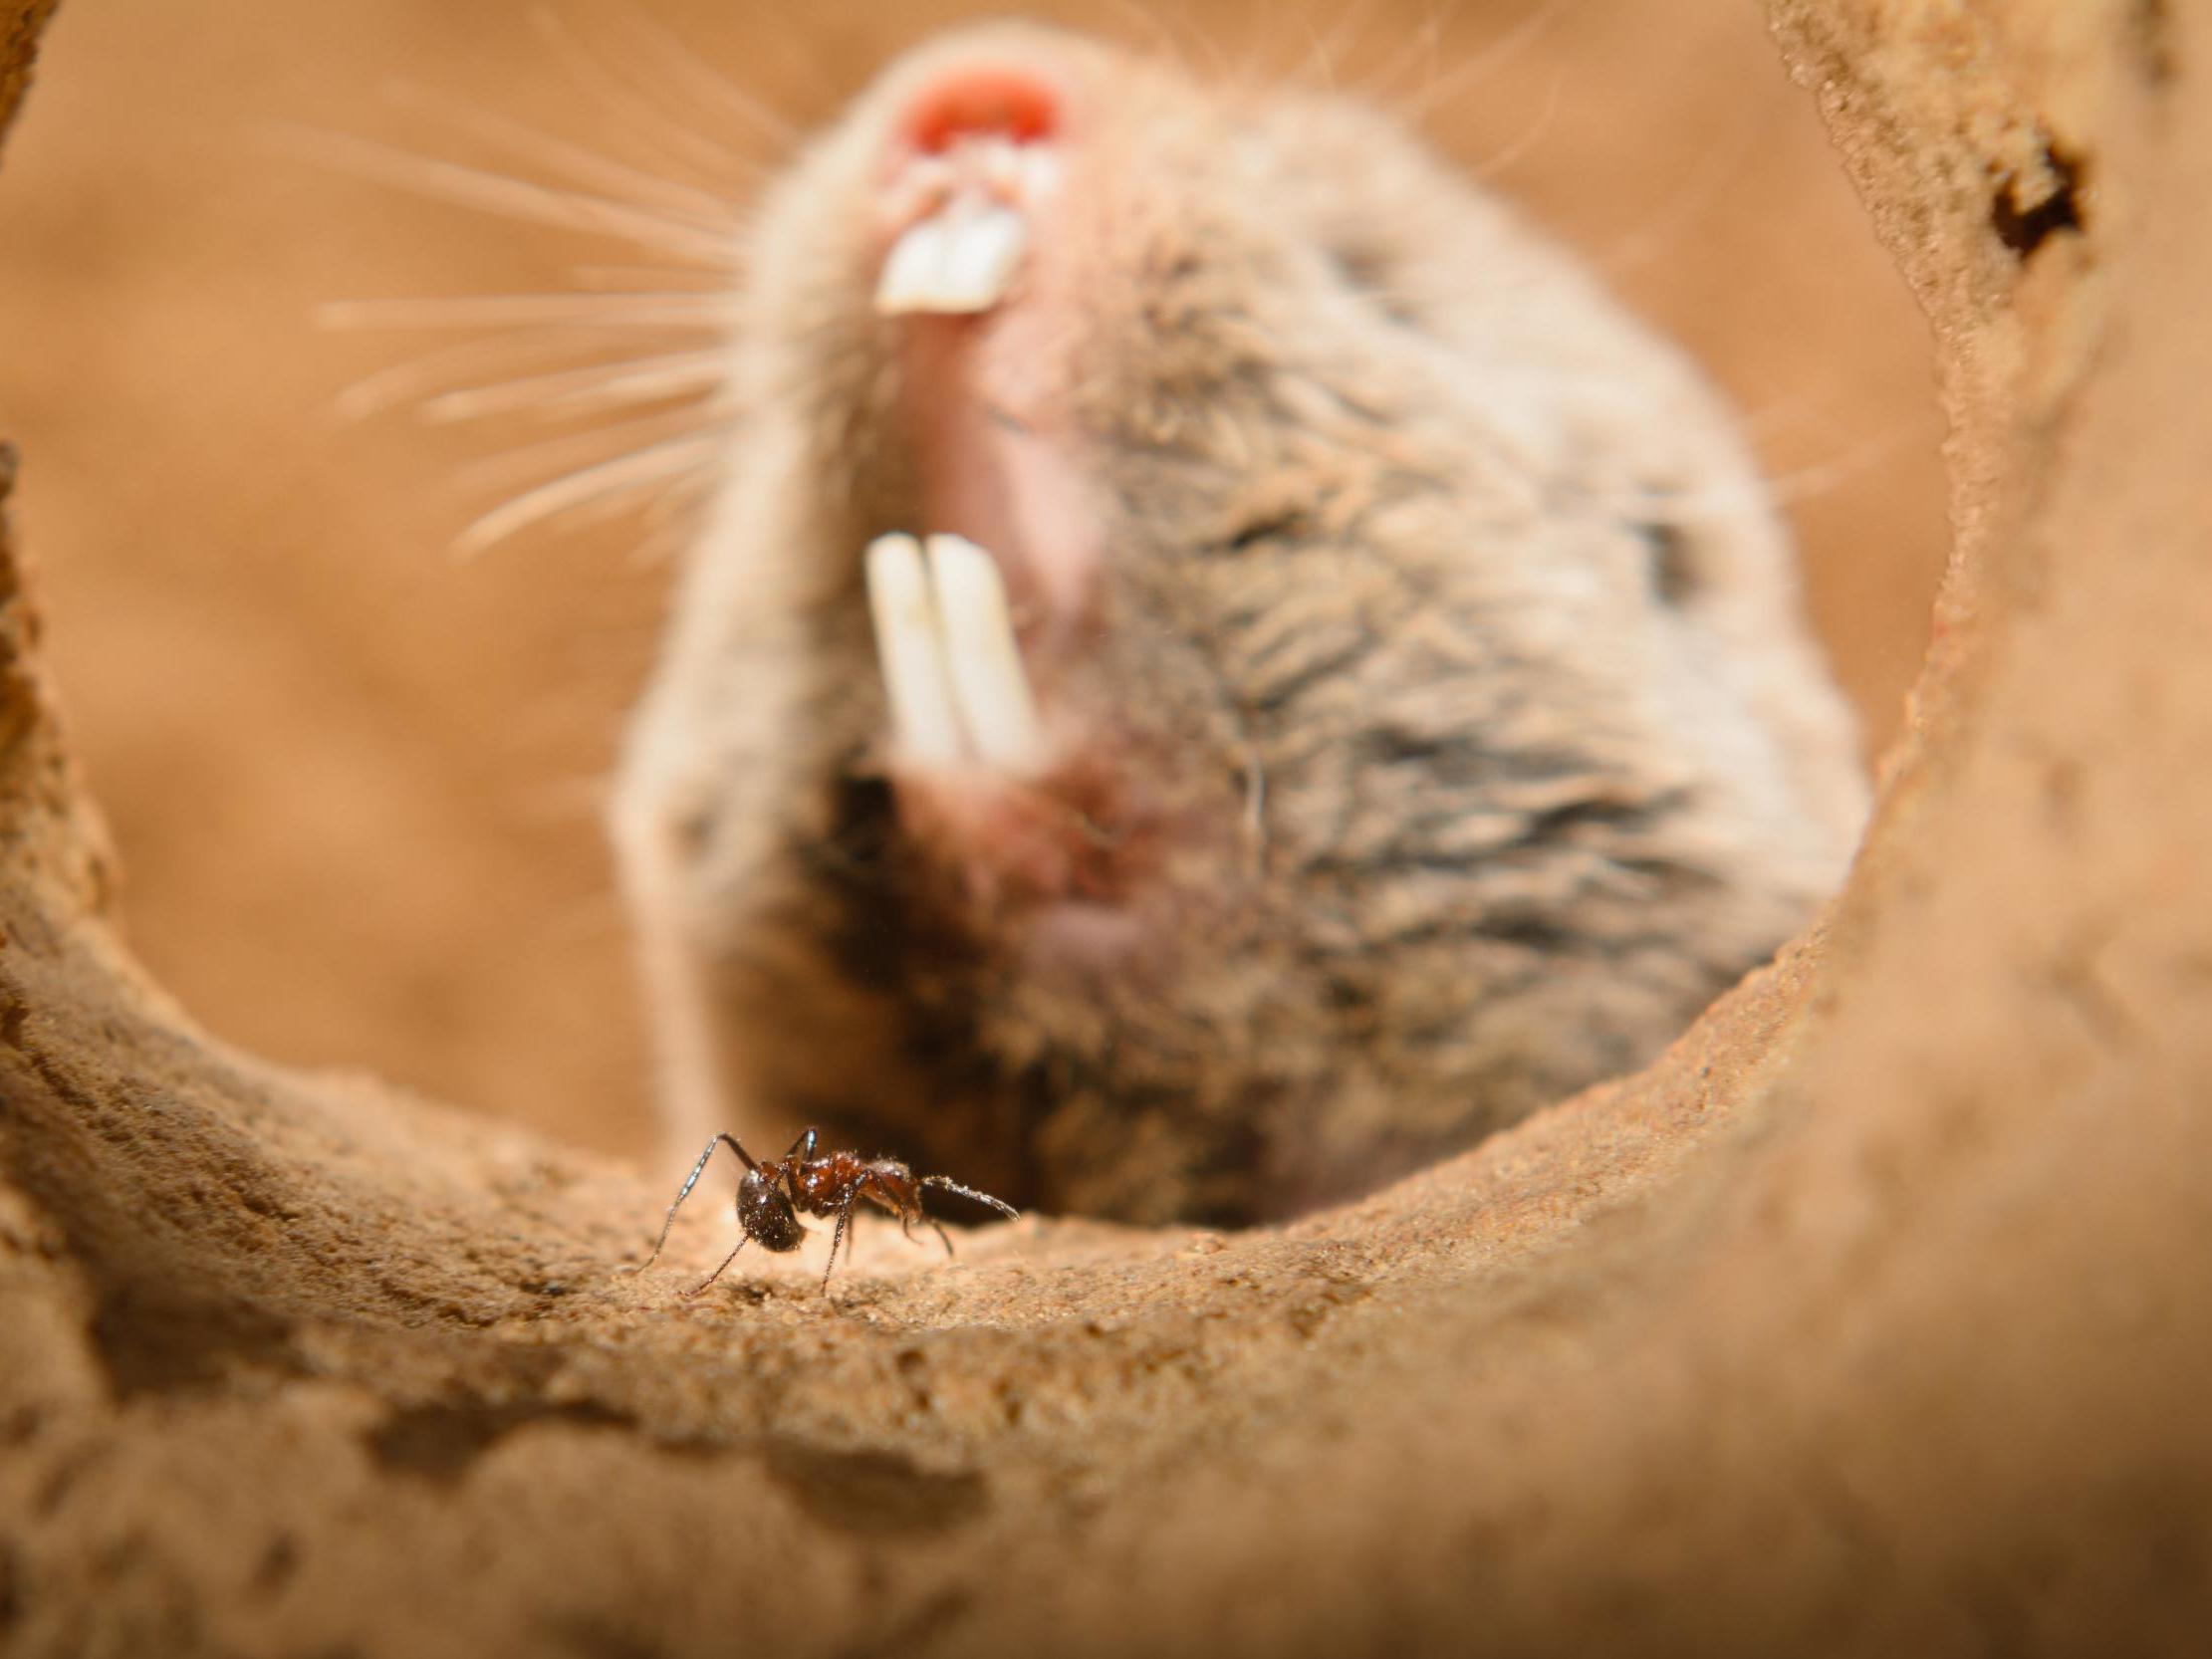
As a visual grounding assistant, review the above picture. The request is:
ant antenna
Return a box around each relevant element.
[919,1176,1021,1221]
[682,1237,749,1298]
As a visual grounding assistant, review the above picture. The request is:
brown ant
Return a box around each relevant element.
[630,1127,1020,1296]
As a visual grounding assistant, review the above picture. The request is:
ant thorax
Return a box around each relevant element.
[791,1152,865,1214]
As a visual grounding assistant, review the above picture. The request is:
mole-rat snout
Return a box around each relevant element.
[614,25,1869,1227]
[872,56,1067,317]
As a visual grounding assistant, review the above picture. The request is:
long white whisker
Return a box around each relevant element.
[1399,0,1562,125]
[419,350,730,424]
[289,128,742,263]
[457,431,724,556]
[528,454,719,540]
[334,329,614,420]
[458,404,721,486]
[376,81,746,229]
[614,10,799,147]
[1470,71,1564,182]
[530,10,772,187]
[1346,2,1449,109]
[1286,0,1385,95]
[1755,431,1920,511]
[1090,0,1206,78]
[1738,393,1827,442]
[628,494,717,570]
[1611,430,1918,522]
[1597,128,1763,279]
[567,262,736,293]
[320,293,739,331]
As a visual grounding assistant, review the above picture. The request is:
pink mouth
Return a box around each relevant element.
[871,48,1099,638]
[860,49,1155,942]
[896,63,1063,153]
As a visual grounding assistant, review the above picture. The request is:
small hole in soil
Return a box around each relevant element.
[1991,139,2088,259]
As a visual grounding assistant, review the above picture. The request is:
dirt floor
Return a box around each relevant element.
[0,0,1946,1157]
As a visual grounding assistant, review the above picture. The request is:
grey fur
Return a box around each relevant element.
[612,27,1866,1224]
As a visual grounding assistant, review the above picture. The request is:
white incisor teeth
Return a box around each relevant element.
[864,533,965,766]
[864,532,1048,776]
[926,533,1048,775]
[874,194,1030,317]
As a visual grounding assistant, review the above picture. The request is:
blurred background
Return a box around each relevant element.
[0,0,1946,1158]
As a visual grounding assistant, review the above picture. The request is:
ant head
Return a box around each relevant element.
[737,1168,807,1253]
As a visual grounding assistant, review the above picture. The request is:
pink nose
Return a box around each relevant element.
[897,64,1062,153]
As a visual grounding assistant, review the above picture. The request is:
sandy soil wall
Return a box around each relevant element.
[1,2,2204,1655]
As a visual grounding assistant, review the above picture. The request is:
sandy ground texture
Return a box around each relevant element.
[4,0,2210,1655]
[0,0,1946,1156]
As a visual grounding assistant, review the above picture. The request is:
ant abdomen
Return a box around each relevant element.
[738,1173,807,1253]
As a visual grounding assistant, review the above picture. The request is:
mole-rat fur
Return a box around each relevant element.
[611,24,1867,1225]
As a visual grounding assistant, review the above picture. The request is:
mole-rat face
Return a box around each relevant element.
[614,24,1867,1225]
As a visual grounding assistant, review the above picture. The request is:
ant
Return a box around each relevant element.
[629,1127,1020,1297]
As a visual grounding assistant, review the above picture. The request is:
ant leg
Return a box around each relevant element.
[898,1203,955,1259]
[681,1237,749,1299]
[823,1201,854,1296]
[631,1133,759,1274]
[769,1128,819,1208]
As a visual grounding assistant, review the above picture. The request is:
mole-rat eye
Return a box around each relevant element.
[1322,237,1425,330]
[1634,518,1702,607]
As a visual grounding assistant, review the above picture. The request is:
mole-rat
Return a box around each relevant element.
[609,23,1868,1226]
